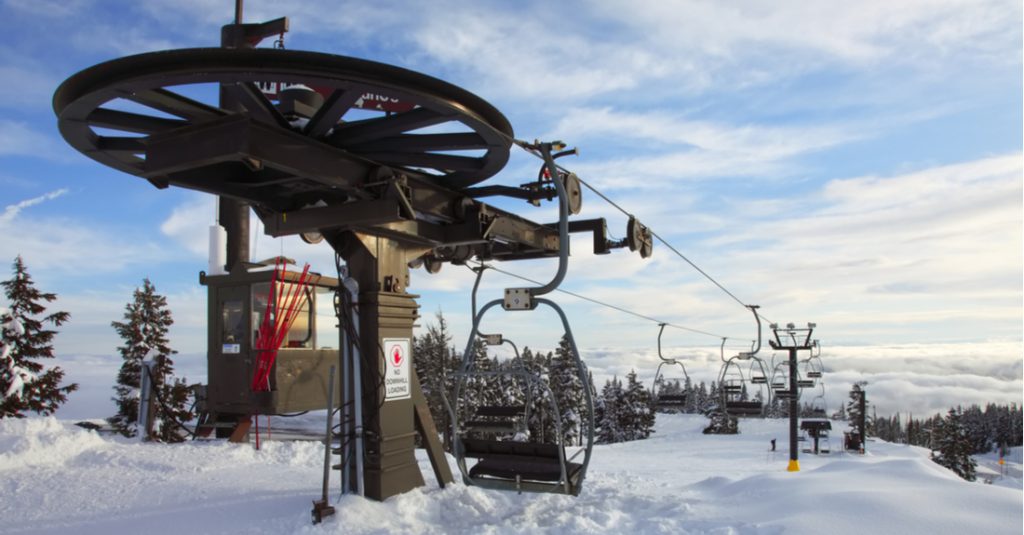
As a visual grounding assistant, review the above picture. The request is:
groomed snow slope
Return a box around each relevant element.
[0,415,1020,534]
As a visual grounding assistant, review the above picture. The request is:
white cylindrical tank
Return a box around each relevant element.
[208,224,228,275]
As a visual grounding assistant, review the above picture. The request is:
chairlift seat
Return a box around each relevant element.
[465,420,518,433]
[722,385,743,393]
[800,419,832,432]
[796,380,814,388]
[475,405,526,418]
[656,394,687,407]
[750,376,767,384]
[469,456,582,483]
[725,401,762,416]
[462,438,580,483]
[775,390,795,399]
[807,371,822,378]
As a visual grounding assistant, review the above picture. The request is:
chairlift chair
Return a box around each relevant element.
[451,147,593,496]
[716,306,767,417]
[650,324,690,411]
[453,303,592,495]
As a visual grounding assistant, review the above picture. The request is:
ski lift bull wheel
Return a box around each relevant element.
[53,47,514,196]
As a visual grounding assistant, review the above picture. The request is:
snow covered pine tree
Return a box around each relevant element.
[596,376,624,444]
[931,407,977,481]
[0,256,77,418]
[109,279,191,441]
[621,369,655,440]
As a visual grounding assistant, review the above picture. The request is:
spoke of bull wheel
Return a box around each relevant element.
[97,136,147,153]
[87,108,187,134]
[349,133,490,153]
[222,81,290,128]
[122,88,225,123]
[304,87,365,138]
[353,152,484,172]
[327,107,449,146]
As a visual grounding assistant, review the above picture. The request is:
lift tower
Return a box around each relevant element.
[769,322,816,472]
[53,6,631,502]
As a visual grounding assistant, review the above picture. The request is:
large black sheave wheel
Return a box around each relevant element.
[53,48,514,192]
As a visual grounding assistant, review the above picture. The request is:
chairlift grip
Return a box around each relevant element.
[504,142,570,307]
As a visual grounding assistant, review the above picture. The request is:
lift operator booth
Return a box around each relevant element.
[196,264,341,428]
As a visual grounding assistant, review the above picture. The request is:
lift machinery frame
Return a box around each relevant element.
[53,8,635,504]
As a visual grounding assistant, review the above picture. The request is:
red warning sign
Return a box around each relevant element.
[382,338,411,401]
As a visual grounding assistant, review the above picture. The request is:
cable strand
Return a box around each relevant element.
[469,261,751,343]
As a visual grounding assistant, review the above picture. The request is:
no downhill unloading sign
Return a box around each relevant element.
[382,338,411,401]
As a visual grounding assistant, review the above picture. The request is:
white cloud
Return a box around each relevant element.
[594,0,1020,68]
[577,340,1022,418]
[160,195,215,257]
[694,154,1022,339]
[0,188,67,224]
[544,107,857,188]
[0,191,168,276]
[412,10,662,102]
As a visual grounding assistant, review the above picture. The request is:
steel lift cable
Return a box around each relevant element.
[482,134,777,327]
[467,260,751,344]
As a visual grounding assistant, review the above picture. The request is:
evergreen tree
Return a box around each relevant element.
[109,279,191,441]
[931,408,977,481]
[620,369,655,440]
[682,375,697,414]
[596,377,623,444]
[551,335,585,446]
[413,310,456,447]
[0,256,77,418]
[846,383,867,438]
[703,410,738,434]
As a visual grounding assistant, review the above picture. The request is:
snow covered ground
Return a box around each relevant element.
[1,414,1020,534]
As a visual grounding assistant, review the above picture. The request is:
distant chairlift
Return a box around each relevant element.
[803,340,824,380]
[717,305,769,417]
[651,323,690,411]
[770,358,796,401]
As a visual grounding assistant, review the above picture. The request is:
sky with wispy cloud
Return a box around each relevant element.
[0,0,1020,418]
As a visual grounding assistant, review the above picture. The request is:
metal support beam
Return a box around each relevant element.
[788,347,798,468]
[327,231,424,500]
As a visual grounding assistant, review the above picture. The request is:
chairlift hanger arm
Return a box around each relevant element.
[499,141,572,310]
[657,323,671,363]
[741,305,762,357]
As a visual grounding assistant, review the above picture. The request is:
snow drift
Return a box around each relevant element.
[0,414,1020,534]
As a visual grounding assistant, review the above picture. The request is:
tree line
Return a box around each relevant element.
[867,402,1022,482]
[869,403,1023,453]
[414,311,655,447]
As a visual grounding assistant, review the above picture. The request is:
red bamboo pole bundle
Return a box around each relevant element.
[251,258,320,391]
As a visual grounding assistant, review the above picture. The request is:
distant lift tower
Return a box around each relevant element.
[768,321,817,472]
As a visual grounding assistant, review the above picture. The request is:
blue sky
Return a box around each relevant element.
[0,0,1021,416]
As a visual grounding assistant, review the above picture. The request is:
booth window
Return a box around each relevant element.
[314,286,336,350]
[252,282,313,349]
[221,299,244,345]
